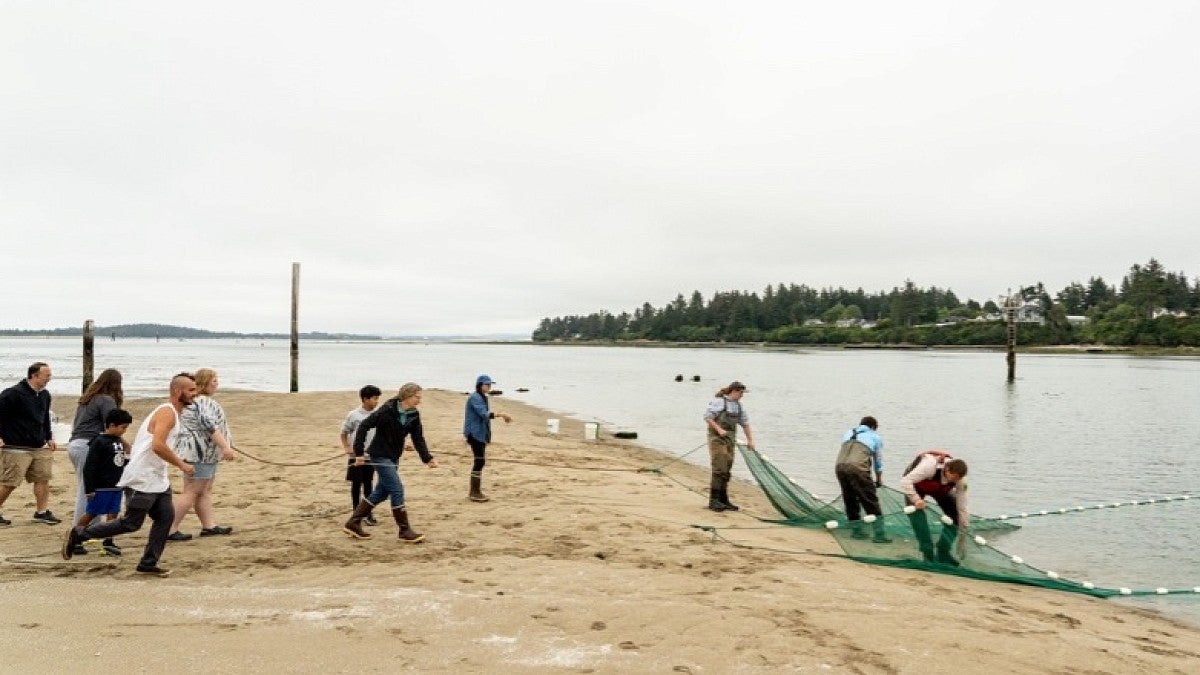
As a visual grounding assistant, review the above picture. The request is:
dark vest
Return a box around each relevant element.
[904,452,957,498]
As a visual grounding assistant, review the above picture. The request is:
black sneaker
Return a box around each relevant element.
[101,539,122,556]
[0,514,11,526]
[166,531,193,542]
[199,525,233,536]
[72,543,90,556]
[364,514,379,526]
[33,510,62,525]
[61,527,84,560]
[135,565,171,577]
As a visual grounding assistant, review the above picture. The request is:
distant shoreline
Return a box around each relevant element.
[6,333,1198,357]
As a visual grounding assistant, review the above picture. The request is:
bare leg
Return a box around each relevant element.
[0,484,15,508]
[194,477,216,529]
[169,478,203,534]
[33,481,50,511]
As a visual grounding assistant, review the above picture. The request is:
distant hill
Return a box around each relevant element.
[0,323,383,340]
[0,323,530,342]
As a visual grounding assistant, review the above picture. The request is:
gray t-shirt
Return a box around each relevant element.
[69,395,118,442]
[341,407,375,449]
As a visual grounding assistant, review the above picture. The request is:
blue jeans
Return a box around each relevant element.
[366,457,405,508]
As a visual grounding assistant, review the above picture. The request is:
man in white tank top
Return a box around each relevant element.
[62,374,197,577]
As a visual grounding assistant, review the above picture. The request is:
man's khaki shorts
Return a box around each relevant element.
[0,448,53,486]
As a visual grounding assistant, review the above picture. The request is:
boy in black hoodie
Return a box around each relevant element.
[77,409,133,556]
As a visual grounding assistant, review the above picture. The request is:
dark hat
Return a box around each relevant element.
[728,381,747,391]
[476,374,496,386]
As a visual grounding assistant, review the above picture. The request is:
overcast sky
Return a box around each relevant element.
[3,2,1198,336]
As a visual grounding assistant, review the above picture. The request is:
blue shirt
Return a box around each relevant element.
[463,391,492,443]
[842,425,883,473]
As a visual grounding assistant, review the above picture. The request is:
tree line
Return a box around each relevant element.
[532,259,1200,347]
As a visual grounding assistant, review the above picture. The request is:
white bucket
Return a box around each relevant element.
[546,418,560,434]
[583,422,599,440]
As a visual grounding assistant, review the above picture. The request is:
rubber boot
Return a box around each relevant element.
[908,510,935,562]
[392,506,425,543]
[935,526,960,566]
[469,472,490,502]
[871,518,893,543]
[707,489,727,512]
[719,488,740,512]
[850,520,869,540]
[343,500,375,540]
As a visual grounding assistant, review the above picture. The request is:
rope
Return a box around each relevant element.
[645,441,708,473]
[694,524,850,559]
[229,443,678,474]
[3,507,346,567]
[230,445,346,467]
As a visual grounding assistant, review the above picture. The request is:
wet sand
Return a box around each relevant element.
[1,389,1196,674]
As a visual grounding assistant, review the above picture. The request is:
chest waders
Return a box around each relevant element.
[707,402,740,512]
[834,433,891,543]
[903,453,960,565]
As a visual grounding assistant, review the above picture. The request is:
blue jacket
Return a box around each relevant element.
[463,391,492,443]
[841,425,884,473]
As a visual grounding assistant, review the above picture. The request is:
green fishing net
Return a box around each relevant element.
[738,445,1167,598]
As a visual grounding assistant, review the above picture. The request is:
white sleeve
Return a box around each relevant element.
[899,455,937,499]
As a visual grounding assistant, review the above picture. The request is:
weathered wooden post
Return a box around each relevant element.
[290,263,300,393]
[82,319,95,393]
[1004,291,1017,383]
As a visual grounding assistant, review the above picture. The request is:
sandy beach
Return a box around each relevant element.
[0,388,1196,674]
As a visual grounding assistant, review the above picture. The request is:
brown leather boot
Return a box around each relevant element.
[343,500,375,539]
[469,472,489,502]
[392,506,425,543]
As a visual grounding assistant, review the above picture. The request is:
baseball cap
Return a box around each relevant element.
[476,374,496,386]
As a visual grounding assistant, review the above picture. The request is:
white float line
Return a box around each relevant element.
[993,494,1193,521]
[960,530,1200,593]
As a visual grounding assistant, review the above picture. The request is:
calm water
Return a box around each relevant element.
[3,337,1198,623]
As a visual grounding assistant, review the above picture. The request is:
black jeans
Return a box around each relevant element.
[467,437,487,473]
[80,489,174,569]
[835,464,881,521]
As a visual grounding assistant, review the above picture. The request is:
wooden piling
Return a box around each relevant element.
[82,319,95,393]
[1005,294,1017,383]
[290,263,300,393]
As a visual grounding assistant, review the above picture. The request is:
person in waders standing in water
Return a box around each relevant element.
[834,416,892,543]
[900,450,969,565]
[703,381,755,511]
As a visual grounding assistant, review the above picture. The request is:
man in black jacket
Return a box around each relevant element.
[0,362,61,526]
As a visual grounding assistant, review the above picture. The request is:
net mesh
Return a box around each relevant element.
[739,445,1127,598]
